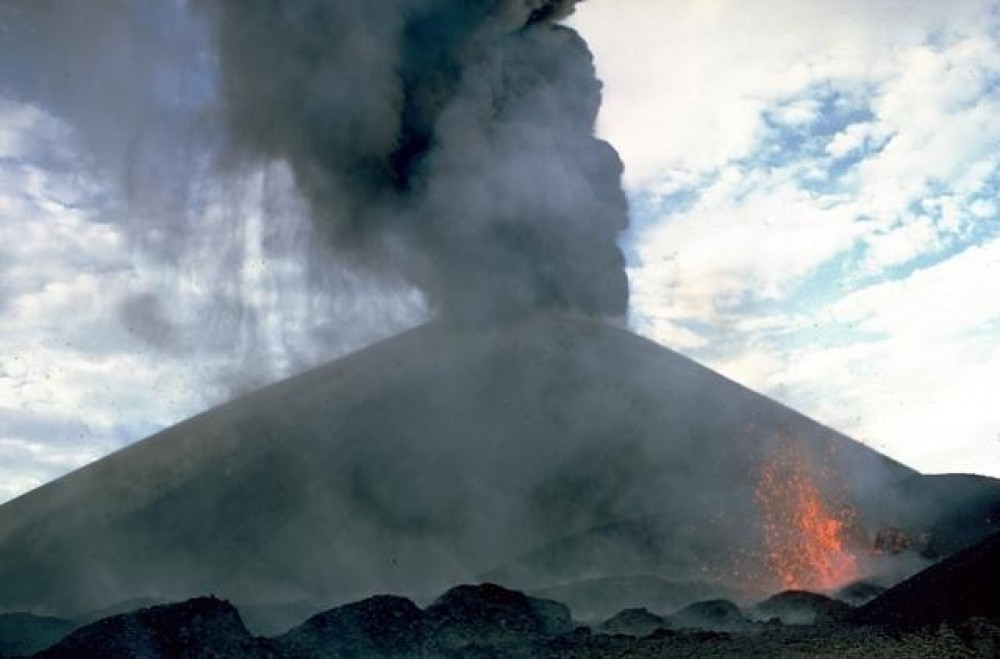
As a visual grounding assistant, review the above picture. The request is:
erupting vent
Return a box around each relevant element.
[755,439,860,592]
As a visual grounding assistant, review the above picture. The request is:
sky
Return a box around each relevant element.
[1,0,999,503]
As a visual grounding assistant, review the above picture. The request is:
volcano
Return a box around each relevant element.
[1,314,998,619]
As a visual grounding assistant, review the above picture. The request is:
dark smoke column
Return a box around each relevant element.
[202,0,629,320]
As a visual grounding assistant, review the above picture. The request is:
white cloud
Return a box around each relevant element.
[772,333,1000,477]
[631,177,864,320]
[574,0,1000,478]
[770,98,823,127]
[825,121,892,159]
[571,0,995,186]
[861,216,942,272]
[828,239,1000,338]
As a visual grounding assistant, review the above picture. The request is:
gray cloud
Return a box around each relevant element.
[117,293,182,353]
[199,0,629,320]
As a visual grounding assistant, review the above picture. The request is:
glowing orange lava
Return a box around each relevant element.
[755,441,859,592]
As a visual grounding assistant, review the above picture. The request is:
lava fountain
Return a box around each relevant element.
[755,439,860,592]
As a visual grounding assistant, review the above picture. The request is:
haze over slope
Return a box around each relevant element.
[3,313,993,618]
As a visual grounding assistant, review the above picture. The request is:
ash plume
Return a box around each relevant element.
[0,0,629,383]
[199,0,630,320]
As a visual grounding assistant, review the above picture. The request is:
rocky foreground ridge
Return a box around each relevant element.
[3,527,1000,659]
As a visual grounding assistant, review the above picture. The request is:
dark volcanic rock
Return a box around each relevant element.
[598,607,666,636]
[526,596,575,636]
[12,581,1000,658]
[0,613,75,657]
[34,597,273,658]
[544,619,1000,657]
[277,595,424,658]
[751,590,852,625]
[424,583,571,650]
[852,529,1000,626]
[670,598,748,631]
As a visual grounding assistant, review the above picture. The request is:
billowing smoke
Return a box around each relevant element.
[199,0,629,320]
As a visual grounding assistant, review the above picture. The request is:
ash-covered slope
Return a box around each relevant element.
[0,314,995,617]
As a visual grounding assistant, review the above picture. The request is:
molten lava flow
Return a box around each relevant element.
[755,440,859,592]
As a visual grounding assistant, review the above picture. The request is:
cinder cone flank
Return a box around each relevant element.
[1,313,997,616]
